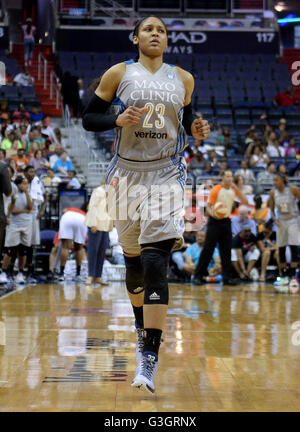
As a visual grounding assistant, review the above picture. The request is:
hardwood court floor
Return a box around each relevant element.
[0,280,300,412]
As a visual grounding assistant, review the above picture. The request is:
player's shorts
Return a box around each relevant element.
[31,214,40,246]
[105,154,187,255]
[5,224,32,247]
[59,211,87,244]
[231,247,260,263]
[276,218,300,247]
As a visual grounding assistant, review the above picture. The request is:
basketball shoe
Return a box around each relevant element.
[131,352,159,394]
[131,324,144,384]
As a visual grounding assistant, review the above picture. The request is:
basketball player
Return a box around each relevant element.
[269,173,300,292]
[193,170,248,286]
[82,16,210,394]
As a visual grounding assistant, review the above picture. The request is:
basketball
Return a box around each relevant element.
[213,202,228,219]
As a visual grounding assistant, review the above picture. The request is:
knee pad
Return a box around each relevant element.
[279,246,286,263]
[18,244,30,257]
[141,248,169,305]
[73,243,82,251]
[124,255,144,295]
[141,238,175,254]
[290,245,298,262]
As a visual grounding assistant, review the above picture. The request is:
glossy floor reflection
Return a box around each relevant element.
[0,281,300,411]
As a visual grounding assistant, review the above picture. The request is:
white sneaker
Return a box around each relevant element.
[0,272,9,284]
[131,353,158,394]
[289,278,299,294]
[15,272,26,284]
[249,268,259,281]
[131,326,144,384]
[274,276,289,293]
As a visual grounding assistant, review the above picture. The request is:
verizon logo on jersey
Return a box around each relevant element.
[134,130,167,139]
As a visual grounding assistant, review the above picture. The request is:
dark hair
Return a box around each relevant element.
[275,172,288,184]
[133,16,167,60]
[7,165,14,176]
[0,148,6,157]
[254,194,262,209]
[34,149,42,158]
[264,220,274,231]
[24,165,34,173]
[267,161,275,169]
[15,175,25,186]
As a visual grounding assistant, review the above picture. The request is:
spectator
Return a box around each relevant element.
[235,159,256,185]
[43,167,62,188]
[7,158,17,177]
[231,204,257,236]
[12,148,29,171]
[202,161,214,176]
[41,116,56,143]
[250,194,272,232]
[13,68,34,86]
[20,124,29,142]
[285,137,299,158]
[12,104,31,125]
[273,86,298,108]
[231,226,260,281]
[29,149,49,176]
[183,229,221,279]
[245,125,260,151]
[0,149,6,163]
[266,133,285,157]
[66,170,81,190]
[1,131,23,151]
[249,144,269,168]
[207,149,219,166]
[58,71,81,119]
[21,17,36,67]
[7,139,22,159]
[188,151,205,174]
[205,122,222,146]
[257,161,276,186]
[27,141,39,159]
[257,221,279,282]
[0,101,10,122]
[109,227,125,265]
[53,150,74,175]
[277,119,289,146]
[53,128,66,148]
[49,146,64,168]
[277,164,288,176]
[30,106,45,123]
[32,127,46,149]
[219,161,228,177]
[233,174,253,195]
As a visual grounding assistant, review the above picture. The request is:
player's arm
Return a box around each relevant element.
[231,182,248,205]
[176,66,210,139]
[82,63,147,132]
[290,184,300,200]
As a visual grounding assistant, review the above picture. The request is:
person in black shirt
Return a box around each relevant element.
[0,162,12,261]
[231,226,260,281]
[257,221,279,282]
[58,71,82,119]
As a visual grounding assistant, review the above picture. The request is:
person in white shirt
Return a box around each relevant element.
[109,227,125,265]
[266,136,285,158]
[13,69,34,86]
[84,181,113,285]
[67,170,81,190]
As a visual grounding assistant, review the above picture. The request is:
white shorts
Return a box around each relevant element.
[5,224,32,247]
[59,211,87,244]
[276,218,300,248]
[231,248,260,263]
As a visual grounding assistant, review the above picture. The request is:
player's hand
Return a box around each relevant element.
[116,106,148,127]
[191,117,210,140]
[91,226,98,234]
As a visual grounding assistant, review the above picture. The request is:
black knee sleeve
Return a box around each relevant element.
[7,246,18,260]
[290,245,298,263]
[141,248,169,305]
[279,246,286,263]
[18,244,30,257]
[124,255,144,295]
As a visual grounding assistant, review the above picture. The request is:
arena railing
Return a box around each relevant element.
[38,52,48,90]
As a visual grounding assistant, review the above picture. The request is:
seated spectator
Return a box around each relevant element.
[183,229,221,279]
[13,68,34,86]
[20,124,29,142]
[266,132,285,157]
[235,159,256,185]
[29,149,49,176]
[49,146,65,168]
[0,148,6,163]
[257,161,276,186]
[273,86,298,108]
[262,122,274,147]
[6,139,21,159]
[207,149,219,166]
[285,137,299,158]
[277,119,289,146]
[188,151,205,174]
[53,150,74,175]
[277,164,288,176]
[66,170,81,189]
[202,161,214,176]
[30,106,45,123]
[234,174,253,195]
[7,158,17,176]
[184,194,206,232]
[257,221,279,282]
[31,127,46,150]
[231,226,260,281]
[220,126,239,155]
[249,144,269,168]
[245,125,260,152]
[205,122,222,146]
[53,127,67,147]
[219,161,228,177]
[250,194,272,232]
[1,130,23,151]
[27,141,39,159]
[12,104,31,125]
[43,167,62,188]
[232,204,257,236]
[41,116,56,143]
[0,101,10,122]
[12,148,29,171]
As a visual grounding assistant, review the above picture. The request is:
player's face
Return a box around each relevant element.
[273,175,284,189]
[134,17,168,57]
[223,171,233,187]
